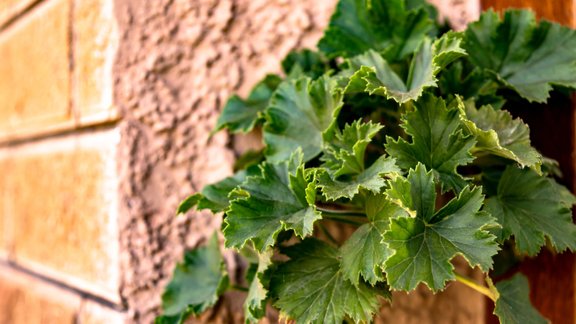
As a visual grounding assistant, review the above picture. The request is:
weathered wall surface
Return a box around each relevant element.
[113,1,336,321]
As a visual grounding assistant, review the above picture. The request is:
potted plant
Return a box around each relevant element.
[157,0,576,323]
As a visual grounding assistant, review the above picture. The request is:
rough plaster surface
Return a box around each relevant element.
[113,0,484,322]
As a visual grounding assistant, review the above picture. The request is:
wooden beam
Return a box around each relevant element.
[480,1,576,323]
[481,0,575,27]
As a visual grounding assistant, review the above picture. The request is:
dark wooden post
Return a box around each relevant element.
[479,1,576,323]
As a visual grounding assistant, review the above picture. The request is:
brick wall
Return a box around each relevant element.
[0,0,483,323]
[0,0,123,322]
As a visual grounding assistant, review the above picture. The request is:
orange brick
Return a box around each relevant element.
[0,0,36,26]
[73,0,119,126]
[0,129,121,302]
[0,0,72,141]
[0,266,81,324]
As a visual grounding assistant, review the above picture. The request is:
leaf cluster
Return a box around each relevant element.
[159,1,576,323]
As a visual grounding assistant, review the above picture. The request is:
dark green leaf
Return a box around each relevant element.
[493,274,548,324]
[215,74,282,133]
[346,32,465,103]
[160,233,229,320]
[263,76,344,163]
[322,120,384,177]
[341,193,408,285]
[318,0,433,61]
[386,94,476,192]
[176,194,202,215]
[383,164,499,291]
[464,10,576,102]
[270,238,382,324]
[485,166,576,255]
[461,103,541,168]
[180,168,260,214]
[223,150,322,252]
[282,49,330,79]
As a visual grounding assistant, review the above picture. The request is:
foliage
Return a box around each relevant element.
[159,1,576,323]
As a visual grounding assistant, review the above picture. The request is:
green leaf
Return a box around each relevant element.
[176,194,202,215]
[438,61,503,106]
[460,103,541,168]
[160,233,229,320]
[177,167,260,214]
[318,0,433,60]
[383,164,499,291]
[432,31,467,72]
[223,150,322,252]
[263,76,344,163]
[155,313,189,324]
[317,120,400,200]
[270,238,382,324]
[322,119,384,177]
[341,193,408,285]
[464,9,576,102]
[215,74,282,133]
[386,94,476,192]
[485,166,576,256]
[282,49,329,79]
[493,274,548,324]
[318,155,400,200]
[244,249,273,323]
[346,33,465,103]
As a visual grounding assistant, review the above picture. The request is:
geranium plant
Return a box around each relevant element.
[157,0,576,323]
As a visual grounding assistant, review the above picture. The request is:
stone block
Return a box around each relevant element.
[0,0,36,26]
[73,0,119,126]
[79,300,127,324]
[0,128,121,302]
[0,266,81,324]
[0,0,72,141]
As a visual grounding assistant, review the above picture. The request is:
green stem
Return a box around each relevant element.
[231,285,249,292]
[319,224,339,245]
[454,273,496,302]
[322,214,364,226]
[316,206,366,217]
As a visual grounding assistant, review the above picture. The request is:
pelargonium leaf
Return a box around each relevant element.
[263,76,344,163]
[176,166,260,214]
[341,193,408,285]
[318,120,400,200]
[244,249,273,323]
[460,102,541,169]
[322,119,384,178]
[270,238,383,324]
[383,164,499,291]
[317,155,400,200]
[160,233,229,321]
[215,74,282,133]
[346,32,466,103]
[282,49,330,79]
[386,93,476,192]
[318,0,433,61]
[464,9,576,102]
[485,166,576,256]
[493,274,548,324]
[223,150,322,252]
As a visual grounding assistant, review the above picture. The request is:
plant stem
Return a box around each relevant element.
[322,214,364,226]
[319,224,339,245]
[316,206,366,217]
[454,273,496,302]
[231,285,249,292]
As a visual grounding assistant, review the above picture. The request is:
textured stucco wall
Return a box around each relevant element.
[113,0,484,322]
